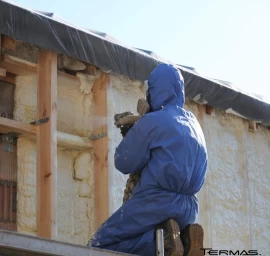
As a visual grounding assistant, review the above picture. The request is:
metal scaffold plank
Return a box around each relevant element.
[0,229,135,256]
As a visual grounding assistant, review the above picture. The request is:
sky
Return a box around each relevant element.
[12,0,270,101]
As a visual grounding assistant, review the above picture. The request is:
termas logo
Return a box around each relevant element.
[200,248,261,255]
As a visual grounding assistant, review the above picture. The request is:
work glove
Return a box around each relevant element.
[120,125,133,137]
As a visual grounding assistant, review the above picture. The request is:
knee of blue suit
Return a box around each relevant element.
[91,63,208,255]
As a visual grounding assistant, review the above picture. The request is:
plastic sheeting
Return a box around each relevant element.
[0,0,269,125]
[88,64,208,255]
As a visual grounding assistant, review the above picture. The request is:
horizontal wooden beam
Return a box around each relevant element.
[0,117,37,136]
[0,54,36,75]
[0,117,92,148]
[0,73,16,84]
[0,55,80,85]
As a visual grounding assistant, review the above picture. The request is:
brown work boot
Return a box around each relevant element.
[162,219,184,256]
[180,224,204,256]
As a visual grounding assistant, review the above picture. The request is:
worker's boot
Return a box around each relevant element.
[161,219,184,256]
[180,224,204,256]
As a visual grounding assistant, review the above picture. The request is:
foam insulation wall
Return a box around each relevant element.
[184,100,270,255]
[14,73,96,244]
[14,71,143,243]
[107,75,144,214]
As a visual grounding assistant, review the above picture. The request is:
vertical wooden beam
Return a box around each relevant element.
[1,35,16,50]
[92,71,109,229]
[248,121,258,132]
[205,105,215,115]
[197,104,205,125]
[36,50,57,239]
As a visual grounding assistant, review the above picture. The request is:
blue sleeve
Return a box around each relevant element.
[114,118,152,175]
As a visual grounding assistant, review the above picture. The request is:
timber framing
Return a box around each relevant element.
[0,73,16,84]
[0,117,37,136]
[36,50,58,239]
[0,116,92,149]
[92,71,110,229]
[1,35,16,50]
[0,54,80,84]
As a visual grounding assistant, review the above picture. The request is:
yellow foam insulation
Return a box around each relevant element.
[15,73,97,244]
[184,101,270,254]
[107,75,144,214]
[14,74,95,137]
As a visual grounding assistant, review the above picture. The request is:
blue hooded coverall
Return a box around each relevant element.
[88,64,208,256]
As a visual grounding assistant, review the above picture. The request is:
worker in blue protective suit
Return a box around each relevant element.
[87,64,208,256]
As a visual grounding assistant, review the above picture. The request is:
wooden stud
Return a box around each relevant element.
[1,35,16,50]
[36,50,57,239]
[197,104,205,126]
[92,71,109,229]
[248,121,258,132]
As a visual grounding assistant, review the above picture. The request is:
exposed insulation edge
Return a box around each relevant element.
[57,131,93,149]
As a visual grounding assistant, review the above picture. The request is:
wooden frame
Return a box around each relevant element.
[1,35,16,50]
[36,50,57,239]
[0,117,37,136]
[0,73,16,84]
[92,72,109,229]
[0,54,80,85]
[205,105,214,115]
[0,37,110,235]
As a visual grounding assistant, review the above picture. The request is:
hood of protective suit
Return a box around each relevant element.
[147,64,185,111]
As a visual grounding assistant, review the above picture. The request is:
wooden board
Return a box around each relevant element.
[0,54,80,85]
[1,35,16,50]
[0,55,36,76]
[0,117,37,136]
[36,50,57,239]
[92,72,109,229]
[0,73,16,84]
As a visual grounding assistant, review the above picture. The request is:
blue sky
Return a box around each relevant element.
[13,0,270,101]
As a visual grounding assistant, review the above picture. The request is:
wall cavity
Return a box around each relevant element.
[15,73,96,244]
[17,138,36,235]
